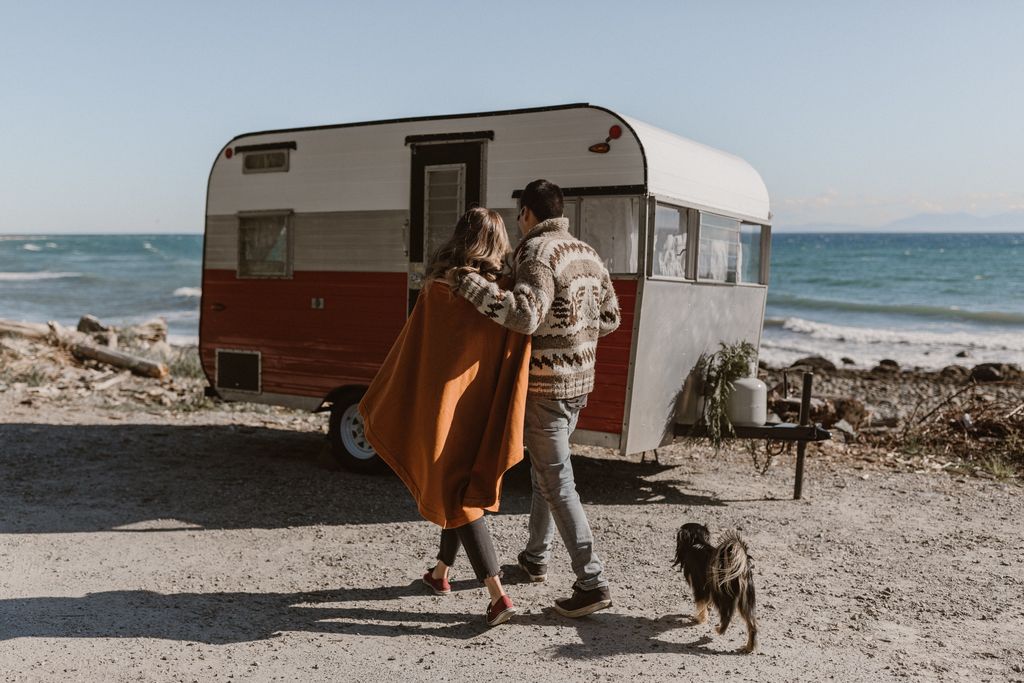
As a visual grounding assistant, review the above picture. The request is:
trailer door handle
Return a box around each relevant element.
[211,303,226,312]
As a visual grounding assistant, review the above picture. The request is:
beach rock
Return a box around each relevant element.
[955,350,971,358]
[833,419,857,442]
[769,396,833,424]
[971,365,1002,382]
[868,414,900,428]
[940,365,970,381]
[841,357,856,366]
[871,359,900,373]
[77,315,109,334]
[790,356,836,373]
[970,363,1021,382]
[833,397,867,429]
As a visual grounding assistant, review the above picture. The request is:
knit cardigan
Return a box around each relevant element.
[457,217,621,398]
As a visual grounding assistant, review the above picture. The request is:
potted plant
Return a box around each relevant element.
[697,341,765,449]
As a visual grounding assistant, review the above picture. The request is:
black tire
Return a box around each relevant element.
[327,387,388,474]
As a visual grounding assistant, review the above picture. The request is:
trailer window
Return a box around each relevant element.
[579,197,639,274]
[739,223,765,284]
[697,212,741,282]
[652,204,689,279]
[563,198,579,237]
[237,212,292,278]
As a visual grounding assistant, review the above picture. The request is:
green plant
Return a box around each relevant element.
[0,364,50,387]
[978,455,1016,481]
[698,340,758,450]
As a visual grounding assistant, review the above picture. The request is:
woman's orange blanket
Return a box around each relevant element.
[358,281,530,528]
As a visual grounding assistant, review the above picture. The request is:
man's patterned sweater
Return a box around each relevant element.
[457,217,621,398]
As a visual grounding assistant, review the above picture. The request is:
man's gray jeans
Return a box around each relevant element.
[522,394,607,590]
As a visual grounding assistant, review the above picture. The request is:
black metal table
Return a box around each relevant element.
[673,372,832,499]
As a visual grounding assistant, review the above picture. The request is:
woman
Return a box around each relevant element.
[358,207,530,627]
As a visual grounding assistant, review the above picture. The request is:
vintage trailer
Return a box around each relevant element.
[201,103,772,472]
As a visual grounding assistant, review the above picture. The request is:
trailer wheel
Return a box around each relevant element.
[327,388,387,474]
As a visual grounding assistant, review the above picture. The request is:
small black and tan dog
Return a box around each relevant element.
[673,522,758,653]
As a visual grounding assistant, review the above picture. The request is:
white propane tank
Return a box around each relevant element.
[727,363,767,427]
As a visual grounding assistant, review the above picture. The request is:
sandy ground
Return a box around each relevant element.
[1,398,1022,683]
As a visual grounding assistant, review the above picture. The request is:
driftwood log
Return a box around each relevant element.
[69,342,168,379]
[1,317,169,379]
[0,319,50,341]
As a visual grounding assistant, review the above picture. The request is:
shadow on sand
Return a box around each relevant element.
[0,581,745,656]
[0,422,722,534]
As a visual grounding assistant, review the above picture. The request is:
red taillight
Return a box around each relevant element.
[225,148,233,159]
[608,125,622,140]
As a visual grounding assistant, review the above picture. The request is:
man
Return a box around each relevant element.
[456,179,620,617]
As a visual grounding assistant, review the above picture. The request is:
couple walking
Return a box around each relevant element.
[359,179,620,626]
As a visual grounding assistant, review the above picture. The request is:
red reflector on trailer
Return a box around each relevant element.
[589,142,610,154]
[608,125,622,140]
[225,148,233,159]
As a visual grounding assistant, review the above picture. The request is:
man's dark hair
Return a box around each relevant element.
[519,179,564,222]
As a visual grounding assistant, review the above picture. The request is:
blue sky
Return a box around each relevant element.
[2,1,1022,233]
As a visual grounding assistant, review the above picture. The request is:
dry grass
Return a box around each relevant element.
[869,381,1024,479]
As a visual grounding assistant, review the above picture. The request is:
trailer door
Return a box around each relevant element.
[407,141,485,313]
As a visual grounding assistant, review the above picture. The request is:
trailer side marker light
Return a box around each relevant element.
[588,142,610,154]
[608,125,622,140]
[225,148,233,159]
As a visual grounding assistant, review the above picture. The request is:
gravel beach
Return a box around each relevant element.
[1,341,1022,682]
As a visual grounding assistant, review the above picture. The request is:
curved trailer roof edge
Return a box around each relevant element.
[622,115,771,223]
[211,103,770,224]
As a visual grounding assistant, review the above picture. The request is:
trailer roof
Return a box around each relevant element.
[222,103,770,223]
[622,114,771,223]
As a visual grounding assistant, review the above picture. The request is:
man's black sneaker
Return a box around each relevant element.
[553,583,612,618]
[517,551,547,583]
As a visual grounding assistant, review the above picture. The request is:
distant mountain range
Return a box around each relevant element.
[776,210,1024,232]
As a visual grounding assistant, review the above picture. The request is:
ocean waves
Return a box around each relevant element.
[0,271,82,281]
[765,317,1024,352]
[761,316,1024,370]
[768,293,1024,326]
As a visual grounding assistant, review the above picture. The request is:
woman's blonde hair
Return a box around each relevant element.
[426,207,511,286]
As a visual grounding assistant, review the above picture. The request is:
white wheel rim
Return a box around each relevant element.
[340,404,377,460]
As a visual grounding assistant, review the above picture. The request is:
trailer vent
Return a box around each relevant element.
[242,151,289,173]
[216,350,261,393]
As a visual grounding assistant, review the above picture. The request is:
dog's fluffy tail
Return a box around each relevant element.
[710,530,751,595]
[712,530,758,651]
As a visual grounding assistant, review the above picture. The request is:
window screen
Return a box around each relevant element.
[697,213,741,282]
[424,165,465,260]
[238,212,291,277]
[739,223,764,284]
[579,197,639,274]
[652,204,688,278]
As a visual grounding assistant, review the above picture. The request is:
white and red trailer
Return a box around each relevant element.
[201,103,773,472]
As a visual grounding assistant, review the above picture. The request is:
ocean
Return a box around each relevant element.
[0,234,202,345]
[1,232,1022,370]
[762,232,1024,369]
